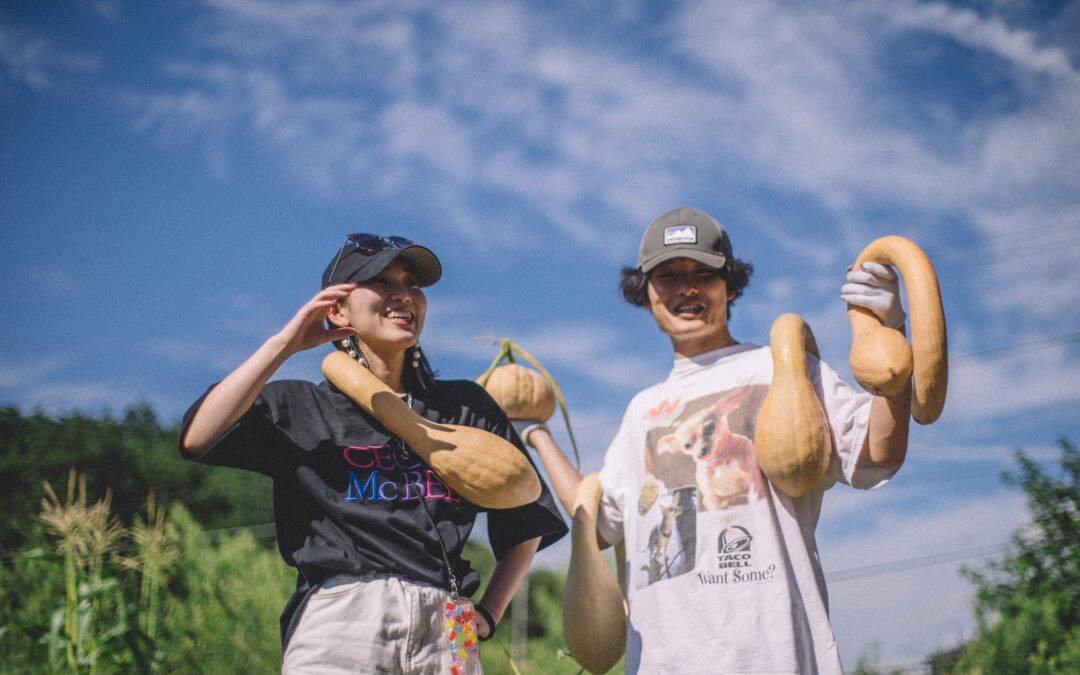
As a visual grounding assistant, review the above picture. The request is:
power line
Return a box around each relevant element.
[923,217,1080,256]
[825,543,1008,584]
[916,218,1080,269]
[931,231,1080,259]
[952,330,1080,364]
[935,239,1080,270]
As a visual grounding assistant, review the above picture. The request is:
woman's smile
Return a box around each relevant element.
[335,260,428,353]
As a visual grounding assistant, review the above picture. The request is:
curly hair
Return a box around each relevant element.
[619,258,754,318]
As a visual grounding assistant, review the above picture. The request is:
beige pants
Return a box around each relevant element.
[282,574,484,675]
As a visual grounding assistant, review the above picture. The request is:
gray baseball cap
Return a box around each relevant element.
[637,207,733,273]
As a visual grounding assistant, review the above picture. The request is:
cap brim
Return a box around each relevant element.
[395,245,442,287]
[323,243,443,287]
[640,249,727,274]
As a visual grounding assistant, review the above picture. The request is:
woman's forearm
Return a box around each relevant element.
[180,335,293,456]
[476,536,541,629]
[182,284,360,457]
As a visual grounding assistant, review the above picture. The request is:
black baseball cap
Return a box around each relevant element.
[321,233,442,288]
[637,207,733,273]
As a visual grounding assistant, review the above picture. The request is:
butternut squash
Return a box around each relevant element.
[848,236,947,424]
[478,337,581,468]
[753,314,833,498]
[563,473,627,674]
[477,363,555,422]
[322,351,541,509]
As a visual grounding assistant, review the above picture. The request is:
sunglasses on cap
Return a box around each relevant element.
[325,233,417,286]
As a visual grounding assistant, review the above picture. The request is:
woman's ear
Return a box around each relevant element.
[326,299,351,329]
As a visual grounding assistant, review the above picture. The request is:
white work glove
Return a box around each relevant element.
[511,419,547,447]
[841,262,906,330]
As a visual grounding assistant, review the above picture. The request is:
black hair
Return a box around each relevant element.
[404,345,438,392]
[619,258,754,318]
[333,337,438,393]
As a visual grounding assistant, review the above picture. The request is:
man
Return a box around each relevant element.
[520,207,911,674]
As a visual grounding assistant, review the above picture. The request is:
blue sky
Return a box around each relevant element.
[3,0,1079,668]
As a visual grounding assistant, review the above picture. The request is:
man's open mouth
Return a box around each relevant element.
[673,302,705,317]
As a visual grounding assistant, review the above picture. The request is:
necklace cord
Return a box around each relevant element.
[404,392,461,599]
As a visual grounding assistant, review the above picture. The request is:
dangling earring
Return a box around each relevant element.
[342,337,364,364]
[412,343,435,392]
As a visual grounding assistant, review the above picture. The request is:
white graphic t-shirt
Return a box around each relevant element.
[597,343,894,674]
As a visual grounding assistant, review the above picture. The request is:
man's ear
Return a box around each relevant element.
[642,278,654,311]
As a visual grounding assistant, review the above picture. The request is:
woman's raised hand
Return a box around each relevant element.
[274,284,359,355]
[181,283,359,457]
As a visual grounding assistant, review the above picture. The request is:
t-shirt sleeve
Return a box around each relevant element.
[466,384,568,558]
[596,416,631,547]
[177,382,298,477]
[814,357,897,489]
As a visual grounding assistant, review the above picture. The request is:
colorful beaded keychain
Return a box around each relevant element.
[444,598,480,675]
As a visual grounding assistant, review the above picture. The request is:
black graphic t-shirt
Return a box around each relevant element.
[181,377,567,643]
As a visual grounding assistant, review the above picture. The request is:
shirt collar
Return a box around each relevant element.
[668,342,759,379]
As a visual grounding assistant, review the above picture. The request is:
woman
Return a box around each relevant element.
[180,233,567,674]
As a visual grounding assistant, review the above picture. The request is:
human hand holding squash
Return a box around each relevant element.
[842,262,906,330]
[485,364,553,445]
[482,363,556,422]
[846,236,947,424]
[477,338,581,467]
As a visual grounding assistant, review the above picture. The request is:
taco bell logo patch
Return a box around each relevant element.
[664,225,697,245]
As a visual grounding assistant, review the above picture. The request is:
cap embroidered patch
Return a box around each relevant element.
[663,225,697,245]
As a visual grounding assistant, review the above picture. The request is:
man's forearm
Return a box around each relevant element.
[860,381,912,466]
[528,428,583,516]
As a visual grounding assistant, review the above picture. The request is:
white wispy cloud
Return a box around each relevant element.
[0,20,99,92]
[12,380,137,414]
[142,337,250,374]
[823,488,1028,666]
[0,355,70,389]
[948,346,1080,419]
[85,1,123,22]
[13,265,79,294]
[869,0,1078,80]
[111,0,1077,339]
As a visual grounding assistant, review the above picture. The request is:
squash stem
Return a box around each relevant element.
[507,342,581,471]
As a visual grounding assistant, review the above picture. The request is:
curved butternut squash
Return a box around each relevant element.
[563,473,627,674]
[848,236,947,424]
[754,314,833,498]
[322,351,541,509]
